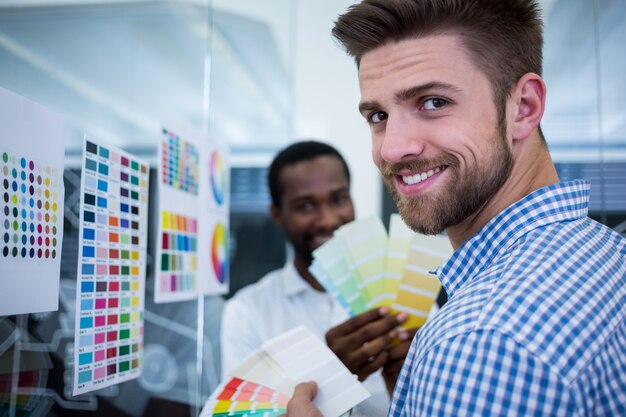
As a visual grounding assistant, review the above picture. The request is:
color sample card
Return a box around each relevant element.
[392,234,452,329]
[73,137,149,395]
[0,86,65,316]
[155,122,229,302]
[383,214,416,307]
[200,377,289,417]
[203,326,370,417]
[310,215,453,330]
[312,238,367,314]
[335,216,388,307]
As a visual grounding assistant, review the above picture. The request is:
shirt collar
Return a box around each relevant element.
[439,180,590,298]
[280,261,314,297]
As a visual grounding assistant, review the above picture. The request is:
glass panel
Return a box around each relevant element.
[542,0,626,229]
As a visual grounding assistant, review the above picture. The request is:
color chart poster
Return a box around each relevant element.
[155,122,230,302]
[155,125,202,303]
[73,136,149,395]
[200,141,229,295]
[0,86,65,316]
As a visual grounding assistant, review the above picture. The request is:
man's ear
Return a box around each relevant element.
[510,72,546,141]
[270,204,283,229]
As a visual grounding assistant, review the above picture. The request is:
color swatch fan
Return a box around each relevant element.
[311,214,453,329]
[201,326,370,417]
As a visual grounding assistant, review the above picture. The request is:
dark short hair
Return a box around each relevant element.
[332,0,544,133]
[268,141,351,207]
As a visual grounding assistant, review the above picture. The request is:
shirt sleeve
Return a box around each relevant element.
[220,296,263,381]
[391,330,579,417]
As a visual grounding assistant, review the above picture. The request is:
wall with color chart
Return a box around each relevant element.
[73,137,149,395]
[0,86,65,316]
[155,123,229,303]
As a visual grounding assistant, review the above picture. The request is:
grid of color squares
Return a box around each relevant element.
[201,377,288,417]
[310,214,453,330]
[160,211,198,293]
[74,139,148,395]
[161,128,199,194]
[1,149,60,259]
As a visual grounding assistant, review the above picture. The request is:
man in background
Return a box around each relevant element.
[221,140,417,417]
[288,0,626,415]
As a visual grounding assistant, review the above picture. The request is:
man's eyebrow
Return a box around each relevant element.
[359,82,461,115]
[396,82,461,103]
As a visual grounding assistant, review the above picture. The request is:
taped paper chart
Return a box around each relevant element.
[155,126,202,302]
[155,122,230,302]
[201,326,370,417]
[310,214,452,329]
[73,137,149,395]
[202,143,230,294]
[0,86,65,316]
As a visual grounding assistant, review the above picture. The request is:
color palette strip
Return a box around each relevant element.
[161,128,199,195]
[200,378,288,417]
[335,216,388,307]
[392,234,452,329]
[73,137,149,395]
[159,211,198,295]
[383,214,417,307]
[312,238,368,314]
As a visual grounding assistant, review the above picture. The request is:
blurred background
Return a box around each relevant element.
[0,0,625,416]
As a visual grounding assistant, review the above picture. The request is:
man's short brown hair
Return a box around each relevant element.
[332,0,544,124]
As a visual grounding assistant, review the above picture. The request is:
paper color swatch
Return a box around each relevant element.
[155,123,229,302]
[201,326,370,417]
[73,137,149,395]
[155,127,202,302]
[0,86,65,316]
[310,214,452,330]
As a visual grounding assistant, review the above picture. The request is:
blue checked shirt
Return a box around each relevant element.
[389,180,626,416]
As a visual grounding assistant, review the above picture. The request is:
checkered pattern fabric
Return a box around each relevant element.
[389,180,626,416]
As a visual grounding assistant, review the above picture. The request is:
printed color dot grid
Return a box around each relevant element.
[1,150,60,260]
[74,140,149,395]
[161,128,199,195]
[160,211,198,293]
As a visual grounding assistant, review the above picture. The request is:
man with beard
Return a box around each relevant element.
[286,0,626,416]
[221,141,419,417]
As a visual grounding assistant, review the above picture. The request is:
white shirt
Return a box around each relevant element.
[221,262,390,417]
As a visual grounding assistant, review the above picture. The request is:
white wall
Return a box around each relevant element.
[291,0,382,219]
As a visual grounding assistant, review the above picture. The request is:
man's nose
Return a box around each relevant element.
[379,113,426,163]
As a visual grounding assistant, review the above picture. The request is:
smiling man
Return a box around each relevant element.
[286,0,626,416]
[221,141,414,417]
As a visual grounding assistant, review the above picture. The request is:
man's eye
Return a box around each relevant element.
[297,202,314,212]
[423,97,448,110]
[369,111,388,124]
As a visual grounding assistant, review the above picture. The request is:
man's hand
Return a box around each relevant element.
[326,307,408,381]
[283,382,323,417]
[382,327,418,395]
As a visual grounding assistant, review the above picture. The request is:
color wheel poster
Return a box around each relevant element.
[0,86,65,316]
[155,121,229,303]
[201,140,229,295]
[73,136,149,395]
